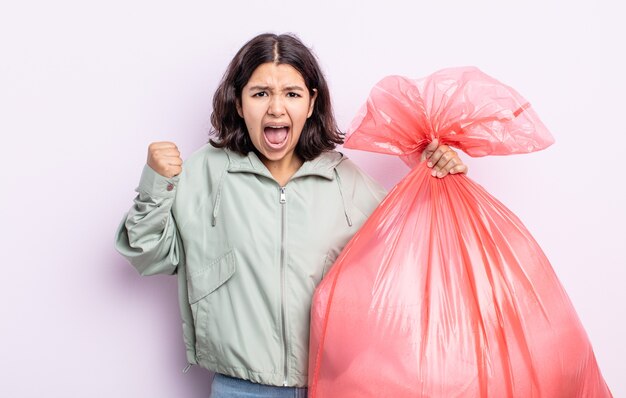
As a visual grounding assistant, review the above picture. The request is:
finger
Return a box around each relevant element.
[168,165,183,177]
[149,147,175,161]
[160,164,183,178]
[434,156,469,178]
[421,139,439,164]
[156,156,182,170]
[429,147,454,172]
[449,164,468,175]
[148,143,178,164]
[154,148,181,159]
[437,157,461,178]
[432,157,455,178]
[166,157,183,166]
[431,149,460,177]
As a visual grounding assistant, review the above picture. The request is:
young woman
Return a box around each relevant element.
[115,33,467,398]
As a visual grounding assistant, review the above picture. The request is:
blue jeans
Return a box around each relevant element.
[210,373,308,398]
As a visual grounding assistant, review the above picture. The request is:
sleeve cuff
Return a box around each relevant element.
[136,164,180,198]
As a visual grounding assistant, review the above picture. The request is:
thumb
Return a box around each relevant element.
[421,138,439,161]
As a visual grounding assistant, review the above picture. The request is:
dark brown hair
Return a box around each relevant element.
[209,33,343,160]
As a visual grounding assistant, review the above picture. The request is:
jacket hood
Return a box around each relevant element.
[225,149,347,181]
[210,149,349,227]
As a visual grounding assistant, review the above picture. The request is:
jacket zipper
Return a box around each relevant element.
[279,186,289,386]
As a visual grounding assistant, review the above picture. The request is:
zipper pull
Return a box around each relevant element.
[280,187,286,204]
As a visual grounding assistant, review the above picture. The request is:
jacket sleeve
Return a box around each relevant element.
[338,159,388,219]
[352,168,387,218]
[114,164,183,276]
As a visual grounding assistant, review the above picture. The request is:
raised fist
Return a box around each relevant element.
[147,141,183,178]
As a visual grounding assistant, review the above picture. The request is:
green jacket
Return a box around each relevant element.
[115,144,386,387]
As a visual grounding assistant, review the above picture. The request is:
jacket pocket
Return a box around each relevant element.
[187,250,236,304]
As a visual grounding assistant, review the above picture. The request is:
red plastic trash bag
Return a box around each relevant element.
[308,67,612,398]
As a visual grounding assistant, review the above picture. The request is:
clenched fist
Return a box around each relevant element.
[147,141,183,178]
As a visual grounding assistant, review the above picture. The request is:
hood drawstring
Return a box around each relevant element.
[212,159,230,227]
[334,169,353,227]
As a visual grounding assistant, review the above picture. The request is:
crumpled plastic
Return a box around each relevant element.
[308,67,612,398]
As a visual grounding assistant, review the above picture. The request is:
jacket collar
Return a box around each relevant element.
[225,149,346,181]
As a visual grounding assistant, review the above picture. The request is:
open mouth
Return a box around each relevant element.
[263,125,290,149]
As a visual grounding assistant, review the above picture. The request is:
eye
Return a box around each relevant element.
[253,91,268,97]
[287,92,302,98]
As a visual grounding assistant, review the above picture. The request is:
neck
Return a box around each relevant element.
[261,153,303,186]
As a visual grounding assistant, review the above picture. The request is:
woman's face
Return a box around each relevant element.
[237,62,317,169]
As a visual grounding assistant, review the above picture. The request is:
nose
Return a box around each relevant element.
[267,95,285,117]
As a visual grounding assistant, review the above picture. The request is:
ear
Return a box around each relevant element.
[307,89,318,118]
[236,99,243,118]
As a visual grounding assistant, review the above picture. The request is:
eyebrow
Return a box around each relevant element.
[247,85,306,92]
[284,85,305,92]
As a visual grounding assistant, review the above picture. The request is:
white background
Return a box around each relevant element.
[1,0,624,396]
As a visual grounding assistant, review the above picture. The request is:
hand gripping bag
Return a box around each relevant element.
[308,67,612,398]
